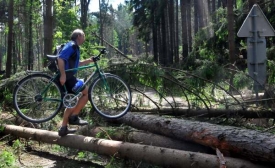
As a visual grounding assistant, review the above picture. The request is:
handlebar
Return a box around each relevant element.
[92,48,107,62]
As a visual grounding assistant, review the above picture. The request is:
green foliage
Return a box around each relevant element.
[267,60,275,84]
[192,60,225,85]
[129,63,164,91]
[0,125,4,132]
[233,71,251,90]
[3,88,12,104]
[0,150,15,167]
[54,0,80,41]
[77,151,86,159]
[105,156,116,168]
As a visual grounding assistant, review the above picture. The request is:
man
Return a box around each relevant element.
[57,29,93,136]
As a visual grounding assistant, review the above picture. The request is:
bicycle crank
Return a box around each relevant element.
[63,93,79,108]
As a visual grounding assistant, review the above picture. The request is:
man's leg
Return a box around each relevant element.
[71,86,89,116]
[61,107,74,126]
[58,107,76,136]
[68,86,89,125]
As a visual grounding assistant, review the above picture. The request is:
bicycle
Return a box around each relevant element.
[13,48,132,123]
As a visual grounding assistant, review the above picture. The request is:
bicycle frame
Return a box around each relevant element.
[14,48,131,122]
[38,57,108,103]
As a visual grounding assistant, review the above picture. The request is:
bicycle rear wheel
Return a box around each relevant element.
[13,73,63,123]
[88,74,131,119]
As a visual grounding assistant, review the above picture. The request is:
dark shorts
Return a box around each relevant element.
[65,76,84,93]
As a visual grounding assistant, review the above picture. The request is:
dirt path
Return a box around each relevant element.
[16,149,104,168]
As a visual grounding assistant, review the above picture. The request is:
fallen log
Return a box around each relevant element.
[131,108,275,118]
[117,113,275,164]
[84,126,214,153]
[2,125,269,168]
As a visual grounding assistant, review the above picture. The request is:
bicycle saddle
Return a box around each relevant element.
[46,55,59,61]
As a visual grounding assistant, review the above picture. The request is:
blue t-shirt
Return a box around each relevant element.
[59,41,80,75]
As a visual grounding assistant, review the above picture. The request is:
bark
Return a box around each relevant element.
[174,0,179,63]
[194,0,199,34]
[152,10,158,63]
[131,108,275,118]
[6,0,13,78]
[227,0,235,64]
[80,0,91,29]
[168,0,174,65]
[117,113,275,164]
[43,0,53,67]
[99,0,103,46]
[2,125,269,168]
[180,0,188,59]
[82,126,214,153]
[186,0,192,53]
[28,0,33,70]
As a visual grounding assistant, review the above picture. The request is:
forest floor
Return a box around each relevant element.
[0,112,107,168]
[0,90,178,168]
[9,148,104,168]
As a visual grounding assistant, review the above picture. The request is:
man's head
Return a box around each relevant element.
[71,29,85,45]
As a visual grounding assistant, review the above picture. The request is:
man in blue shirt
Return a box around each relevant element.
[57,29,94,136]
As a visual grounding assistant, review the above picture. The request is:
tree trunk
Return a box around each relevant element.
[6,0,13,78]
[3,125,269,168]
[82,126,213,153]
[130,108,275,118]
[180,0,188,59]
[43,0,53,67]
[227,0,235,64]
[168,0,174,65]
[174,0,179,64]
[80,0,91,29]
[99,0,104,46]
[194,0,199,34]
[28,0,33,70]
[117,113,275,164]
[152,10,158,63]
[186,0,192,53]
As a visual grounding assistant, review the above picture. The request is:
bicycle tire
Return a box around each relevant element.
[88,74,131,119]
[13,73,63,123]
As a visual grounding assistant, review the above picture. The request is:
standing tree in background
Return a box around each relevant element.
[6,0,13,77]
[27,0,33,70]
[180,0,188,59]
[175,0,179,63]
[99,0,103,45]
[186,0,192,53]
[227,0,235,64]
[43,0,53,67]
[80,0,91,29]
[116,4,132,54]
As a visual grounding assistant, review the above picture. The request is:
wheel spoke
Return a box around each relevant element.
[90,74,131,119]
[13,74,63,123]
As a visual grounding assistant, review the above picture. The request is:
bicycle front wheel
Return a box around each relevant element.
[13,73,63,123]
[88,74,131,119]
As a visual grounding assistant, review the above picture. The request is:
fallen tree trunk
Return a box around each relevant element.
[117,113,275,164]
[84,126,214,153]
[2,125,269,168]
[131,108,275,118]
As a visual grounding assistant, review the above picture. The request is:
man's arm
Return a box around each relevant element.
[78,57,94,66]
[57,58,66,85]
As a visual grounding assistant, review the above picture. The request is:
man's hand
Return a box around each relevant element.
[90,56,95,62]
